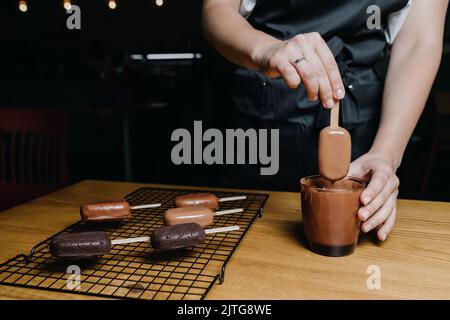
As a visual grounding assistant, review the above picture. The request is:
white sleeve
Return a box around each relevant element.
[240,0,412,44]
[239,0,257,19]
[385,0,412,44]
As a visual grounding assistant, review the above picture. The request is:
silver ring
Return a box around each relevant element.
[294,57,306,64]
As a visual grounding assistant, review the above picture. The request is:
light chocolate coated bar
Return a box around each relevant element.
[175,193,219,210]
[164,206,214,228]
[80,201,131,221]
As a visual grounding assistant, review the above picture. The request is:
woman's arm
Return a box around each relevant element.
[349,0,449,240]
[202,0,278,70]
[202,0,346,107]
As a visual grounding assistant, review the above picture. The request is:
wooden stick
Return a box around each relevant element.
[130,203,161,210]
[213,208,244,216]
[111,236,150,245]
[219,196,247,202]
[204,226,240,234]
[330,100,340,127]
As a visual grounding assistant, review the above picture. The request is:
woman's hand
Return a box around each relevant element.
[348,151,400,241]
[252,32,345,108]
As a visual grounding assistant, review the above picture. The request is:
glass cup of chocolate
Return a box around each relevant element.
[300,175,366,257]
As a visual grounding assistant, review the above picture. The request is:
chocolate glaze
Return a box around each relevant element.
[318,127,351,181]
[80,201,131,221]
[300,176,365,257]
[164,206,214,228]
[175,193,219,210]
[151,223,206,251]
[50,231,112,259]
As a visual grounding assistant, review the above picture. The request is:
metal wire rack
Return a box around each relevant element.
[0,187,268,300]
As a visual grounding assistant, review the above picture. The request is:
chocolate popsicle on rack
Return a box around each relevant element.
[151,223,240,250]
[163,206,244,227]
[50,231,151,259]
[175,193,247,210]
[80,200,161,222]
[50,224,240,259]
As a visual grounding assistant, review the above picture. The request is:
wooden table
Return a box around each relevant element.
[0,180,449,300]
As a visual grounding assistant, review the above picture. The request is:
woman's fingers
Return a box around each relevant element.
[291,60,319,101]
[348,158,369,179]
[265,48,300,88]
[311,33,346,100]
[377,207,397,241]
[359,174,400,221]
[262,33,344,106]
[288,40,320,101]
[347,153,400,239]
[309,59,334,108]
[362,191,398,233]
[299,34,335,108]
[275,61,301,89]
[360,164,395,205]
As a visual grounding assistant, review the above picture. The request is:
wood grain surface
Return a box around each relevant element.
[0,180,449,300]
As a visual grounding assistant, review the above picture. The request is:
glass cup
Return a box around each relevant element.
[300,175,366,257]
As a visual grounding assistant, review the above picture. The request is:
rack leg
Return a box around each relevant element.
[219,265,226,284]
[258,207,264,218]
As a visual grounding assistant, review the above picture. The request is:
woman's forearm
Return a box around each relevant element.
[202,0,280,70]
[371,43,442,168]
[370,0,448,169]
[202,0,347,104]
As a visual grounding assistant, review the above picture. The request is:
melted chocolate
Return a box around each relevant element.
[300,176,365,256]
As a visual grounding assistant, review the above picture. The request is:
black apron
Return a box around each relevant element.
[220,0,409,191]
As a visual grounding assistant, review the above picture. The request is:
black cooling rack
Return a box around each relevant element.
[0,187,268,300]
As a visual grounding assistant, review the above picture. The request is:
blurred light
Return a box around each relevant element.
[155,0,164,7]
[130,54,144,61]
[63,0,72,10]
[19,0,28,12]
[145,53,202,60]
[108,0,117,10]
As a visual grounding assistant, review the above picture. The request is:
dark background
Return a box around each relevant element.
[0,0,449,210]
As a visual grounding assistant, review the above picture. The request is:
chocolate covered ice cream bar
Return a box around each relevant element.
[175,193,246,210]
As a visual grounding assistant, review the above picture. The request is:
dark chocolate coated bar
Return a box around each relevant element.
[151,223,206,250]
[50,231,112,259]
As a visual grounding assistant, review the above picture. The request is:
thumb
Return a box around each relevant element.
[348,158,370,179]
